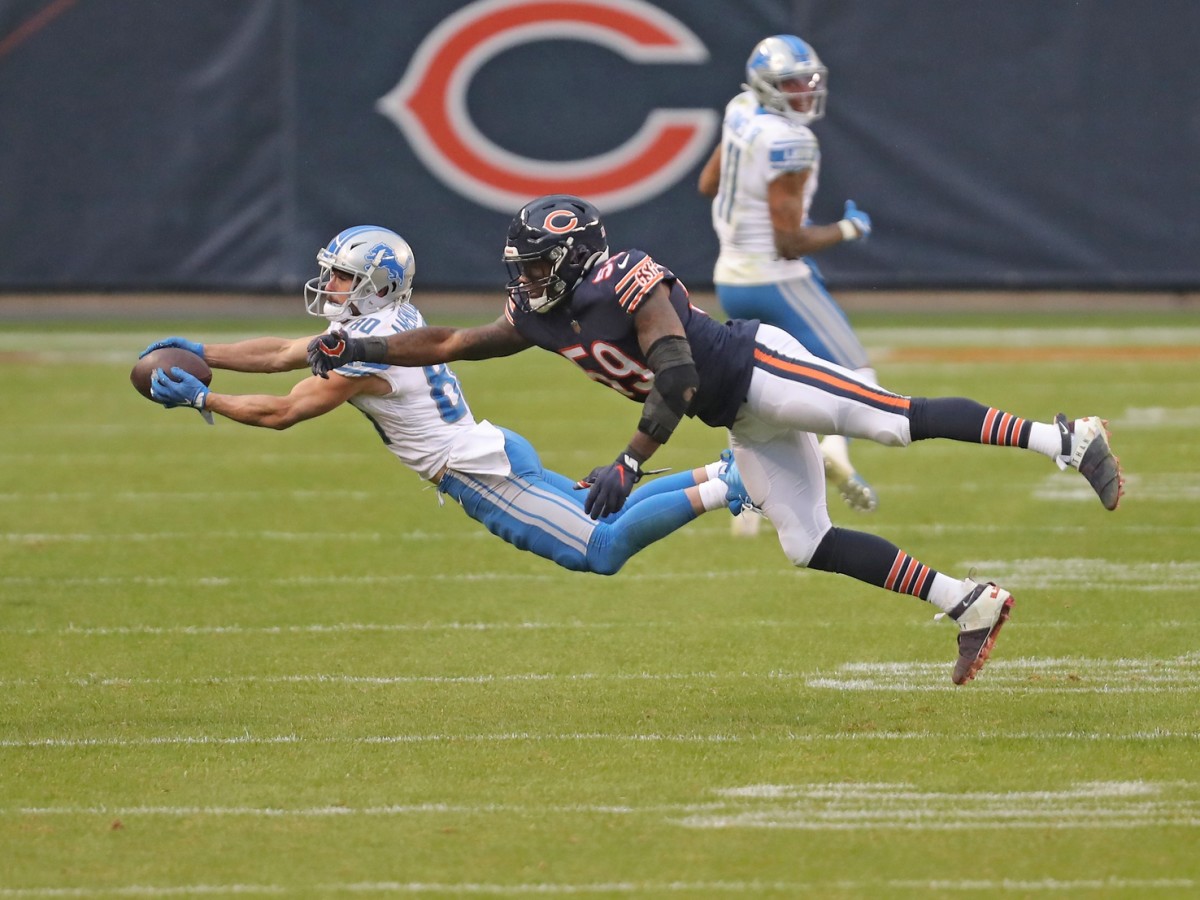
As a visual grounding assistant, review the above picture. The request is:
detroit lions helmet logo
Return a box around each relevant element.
[366,243,406,281]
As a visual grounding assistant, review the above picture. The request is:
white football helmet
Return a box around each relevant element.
[304,226,415,321]
[744,34,828,125]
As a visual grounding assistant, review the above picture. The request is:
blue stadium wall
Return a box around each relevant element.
[2,0,1197,292]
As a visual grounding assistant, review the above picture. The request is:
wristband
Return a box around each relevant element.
[618,447,648,481]
[360,336,390,363]
[837,219,859,241]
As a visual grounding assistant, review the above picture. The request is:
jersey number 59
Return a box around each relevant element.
[561,343,652,399]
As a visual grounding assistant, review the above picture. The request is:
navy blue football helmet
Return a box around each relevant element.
[503,195,609,313]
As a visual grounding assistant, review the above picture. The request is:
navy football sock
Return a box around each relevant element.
[908,397,1032,447]
[809,527,937,600]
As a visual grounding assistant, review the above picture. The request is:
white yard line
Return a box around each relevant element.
[2,730,1197,750]
[958,557,1200,590]
[2,617,1192,639]
[1,655,1197,693]
[0,672,743,687]
[808,656,1199,692]
[5,783,1200,842]
[4,878,1192,896]
[678,780,1200,831]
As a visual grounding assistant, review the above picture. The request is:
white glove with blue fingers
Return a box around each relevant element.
[838,200,872,241]
[138,336,205,359]
[150,366,214,425]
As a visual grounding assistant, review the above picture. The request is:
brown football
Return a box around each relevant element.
[130,347,212,401]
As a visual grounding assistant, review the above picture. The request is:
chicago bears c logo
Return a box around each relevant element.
[377,0,717,213]
[543,211,580,234]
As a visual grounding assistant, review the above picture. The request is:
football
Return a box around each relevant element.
[130,347,212,401]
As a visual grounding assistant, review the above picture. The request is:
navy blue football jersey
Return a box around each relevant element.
[504,249,757,428]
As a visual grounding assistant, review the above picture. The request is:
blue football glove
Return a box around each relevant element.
[139,336,204,359]
[307,331,361,378]
[150,366,214,424]
[840,199,872,240]
[583,453,643,519]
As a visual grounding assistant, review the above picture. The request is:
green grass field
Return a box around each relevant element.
[2,305,1198,898]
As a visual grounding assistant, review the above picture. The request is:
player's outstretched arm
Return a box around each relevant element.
[203,336,312,373]
[140,335,312,373]
[308,315,530,377]
[201,372,366,430]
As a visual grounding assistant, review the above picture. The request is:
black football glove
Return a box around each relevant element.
[307,331,362,378]
[583,453,643,519]
[574,465,608,490]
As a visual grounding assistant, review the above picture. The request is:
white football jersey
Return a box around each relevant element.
[711,90,821,285]
[331,302,507,482]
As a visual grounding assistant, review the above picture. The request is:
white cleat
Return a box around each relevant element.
[1055,414,1124,511]
[820,435,878,512]
[947,579,1014,685]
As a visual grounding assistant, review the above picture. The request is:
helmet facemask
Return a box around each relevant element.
[502,195,609,315]
[504,243,576,314]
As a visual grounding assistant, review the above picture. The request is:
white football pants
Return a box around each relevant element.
[729,324,913,566]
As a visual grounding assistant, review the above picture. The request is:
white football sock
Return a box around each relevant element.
[926,573,969,613]
[1027,421,1067,459]
[698,478,729,512]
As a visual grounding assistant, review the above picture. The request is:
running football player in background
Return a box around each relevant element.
[143,225,749,576]
[307,196,1124,685]
[699,34,878,520]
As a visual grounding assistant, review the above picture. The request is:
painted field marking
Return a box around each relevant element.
[3,619,821,638]
[0,671,769,688]
[2,730,1197,751]
[5,556,1196,593]
[2,655,1196,693]
[6,782,1199,838]
[0,876,1195,896]
[680,780,1200,831]
[9,324,1200,350]
[809,655,1199,693]
[855,325,1200,348]
[1120,405,1200,428]
[960,557,1200,591]
[7,781,1189,818]
[0,567,798,591]
[1,617,1193,640]
[1035,472,1200,502]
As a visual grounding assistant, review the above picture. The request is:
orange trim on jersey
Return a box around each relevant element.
[615,256,664,314]
[753,347,912,411]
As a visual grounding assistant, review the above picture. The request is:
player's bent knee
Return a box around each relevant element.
[777,530,822,568]
[586,558,622,576]
[584,547,624,576]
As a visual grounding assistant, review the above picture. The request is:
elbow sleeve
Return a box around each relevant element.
[636,335,698,443]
